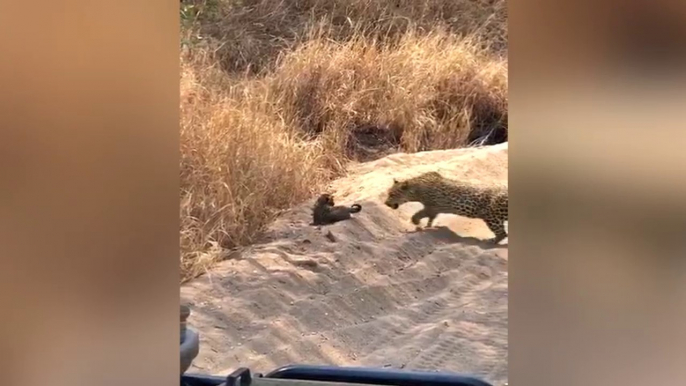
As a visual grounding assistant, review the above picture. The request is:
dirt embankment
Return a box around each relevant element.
[181,142,508,385]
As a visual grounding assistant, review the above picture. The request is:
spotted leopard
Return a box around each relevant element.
[384,171,508,244]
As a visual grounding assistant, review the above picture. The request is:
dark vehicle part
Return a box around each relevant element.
[181,304,200,375]
[182,365,493,386]
[266,365,492,386]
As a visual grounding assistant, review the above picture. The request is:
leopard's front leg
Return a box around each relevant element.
[411,207,438,228]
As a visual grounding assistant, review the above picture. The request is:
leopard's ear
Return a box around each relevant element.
[393,178,399,184]
[399,181,409,190]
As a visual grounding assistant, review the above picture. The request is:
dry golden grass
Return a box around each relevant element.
[180,0,508,282]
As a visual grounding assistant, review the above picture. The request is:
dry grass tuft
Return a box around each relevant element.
[180,0,508,282]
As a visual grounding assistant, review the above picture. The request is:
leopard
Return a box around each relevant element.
[384,171,508,244]
[311,193,362,226]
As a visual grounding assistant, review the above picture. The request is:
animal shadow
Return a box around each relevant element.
[412,225,507,250]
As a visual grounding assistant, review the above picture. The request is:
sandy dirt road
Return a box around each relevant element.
[181,143,508,385]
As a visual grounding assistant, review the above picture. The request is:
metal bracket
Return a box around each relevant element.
[226,367,252,386]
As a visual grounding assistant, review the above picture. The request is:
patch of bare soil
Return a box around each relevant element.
[181,143,508,385]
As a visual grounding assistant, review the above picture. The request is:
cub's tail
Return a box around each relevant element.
[350,204,362,213]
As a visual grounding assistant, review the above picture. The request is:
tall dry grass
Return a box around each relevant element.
[180,0,508,282]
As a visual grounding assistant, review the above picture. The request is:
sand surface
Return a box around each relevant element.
[181,143,508,385]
